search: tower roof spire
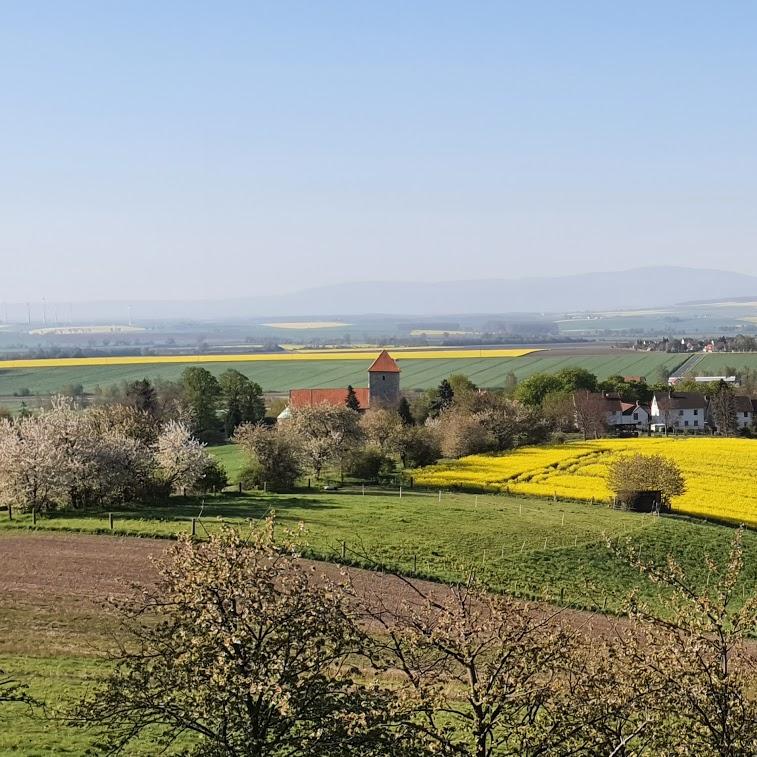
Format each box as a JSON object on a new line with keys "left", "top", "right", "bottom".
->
{"left": 368, "top": 350, "right": 400, "bottom": 373}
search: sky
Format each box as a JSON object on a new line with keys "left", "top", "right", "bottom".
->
{"left": 2, "top": 1, "right": 757, "bottom": 303}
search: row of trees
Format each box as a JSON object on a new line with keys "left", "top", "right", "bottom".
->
{"left": 0, "top": 398, "right": 224, "bottom": 512}
{"left": 51, "top": 521, "right": 757, "bottom": 756}
{"left": 91, "top": 368, "right": 265, "bottom": 442}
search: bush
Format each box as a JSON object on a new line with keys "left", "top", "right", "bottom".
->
{"left": 346, "top": 447, "right": 388, "bottom": 482}
{"left": 192, "top": 458, "right": 229, "bottom": 493}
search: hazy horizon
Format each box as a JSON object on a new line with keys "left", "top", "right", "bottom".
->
{"left": 3, "top": 2, "right": 757, "bottom": 303}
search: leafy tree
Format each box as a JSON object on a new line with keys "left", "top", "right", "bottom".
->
{"left": 234, "top": 423, "right": 302, "bottom": 491}
{"left": 607, "top": 453, "right": 686, "bottom": 507}
{"left": 448, "top": 373, "right": 477, "bottom": 398}
{"left": 361, "top": 409, "right": 403, "bottom": 455}
{"left": 396, "top": 426, "right": 441, "bottom": 468}
{"left": 344, "top": 385, "right": 361, "bottom": 412}
{"left": 218, "top": 369, "right": 265, "bottom": 437}
{"left": 180, "top": 367, "right": 221, "bottom": 440}
{"left": 397, "top": 396, "right": 414, "bottom": 426}
{"left": 429, "top": 379, "right": 454, "bottom": 417}
{"left": 73, "top": 524, "right": 415, "bottom": 756}
{"left": 124, "top": 378, "right": 158, "bottom": 416}
{"left": 709, "top": 381, "right": 737, "bottom": 436}
{"left": 515, "top": 373, "right": 562, "bottom": 407}
{"left": 290, "top": 405, "right": 363, "bottom": 479}
{"left": 554, "top": 367, "right": 598, "bottom": 393}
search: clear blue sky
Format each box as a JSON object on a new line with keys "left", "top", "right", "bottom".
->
{"left": 2, "top": 1, "right": 756, "bottom": 303}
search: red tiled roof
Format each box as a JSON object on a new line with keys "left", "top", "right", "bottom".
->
{"left": 289, "top": 387, "right": 370, "bottom": 409}
{"left": 368, "top": 350, "right": 400, "bottom": 374}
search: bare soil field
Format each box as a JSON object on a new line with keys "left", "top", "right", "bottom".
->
{"left": 0, "top": 532, "right": 637, "bottom": 656}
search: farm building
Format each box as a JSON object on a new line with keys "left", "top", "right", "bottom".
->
{"left": 281, "top": 350, "right": 401, "bottom": 417}
{"left": 585, "top": 392, "right": 650, "bottom": 432}
{"left": 650, "top": 391, "right": 707, "bottom": 432}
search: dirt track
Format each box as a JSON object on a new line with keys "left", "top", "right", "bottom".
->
{"left": 0, "top": 531, "right": 637, "bottom": 656}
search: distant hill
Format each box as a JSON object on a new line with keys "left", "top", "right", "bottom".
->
{"left": 6, "top": 266, "right": 757, "bottom": 321}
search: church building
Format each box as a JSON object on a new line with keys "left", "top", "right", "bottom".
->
{"left": 281, "top": 350, "right": 401, "bottom": 418}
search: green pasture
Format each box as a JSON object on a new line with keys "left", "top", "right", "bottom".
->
{"left": 0, "top": 656, "right": 193, "bottom": 756}
{"left": 0, "top": 351, "right": 688, "bottom": 398}
{"left": 2, "top": 489, "right": 753, "bottom": 616}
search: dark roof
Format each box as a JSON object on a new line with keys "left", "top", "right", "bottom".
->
{"left": 653, "top": 391, "right": 708, "bottom": 410}
{"left": 368, "top": 350, "right": 400, "bottom": 374}
{"left": 734, "top": 395, "right": 756, "bottom": 413}
{"left": 621, "top": 403, "right": 648, "bottom": 416}
{"left": 289, "top": 387, "right": 370, "bottom": 409}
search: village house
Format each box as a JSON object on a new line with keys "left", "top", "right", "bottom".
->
{"left": 591, "top": 392, "right": 650, "bottom": 433}
{"left": 650, "top": 390, "right": 708, "bottom": 432}
{"left": 733, "top": 395, "right": 757, "bottom": 431}
{"left": 279, "top": 350, "right": 401, "bottom": 420}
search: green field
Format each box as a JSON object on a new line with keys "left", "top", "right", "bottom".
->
{"left": 697, "top": 352, "right": 757, "bottom": 374}
{"left": 2, "top": 489, "right": 753, "bottom": 615}
{"left": 0, "top": 656, "right": 192, "bottom": 756}
{"left": 0, "top": 351, "right": 688, "bottom": 398}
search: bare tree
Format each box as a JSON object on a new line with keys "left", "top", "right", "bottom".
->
{"left": 573, "top": 391, "right": 607, "bottom": 440}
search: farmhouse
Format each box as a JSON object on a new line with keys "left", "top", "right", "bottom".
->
{"left": 650, "top": 391, "right": 707, "bottom": 432}
{"left": 733, "top": 395, "right": 757, "bottom": 431}
{"left": 281, "top": 350, "right": 401, "bottom": 417}
{"left": 591, "top": 392, "right": 650, "bottom": 432}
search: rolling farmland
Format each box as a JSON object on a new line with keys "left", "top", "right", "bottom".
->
{"left": 0, "top": 349, "right": 687, "bottom": 397}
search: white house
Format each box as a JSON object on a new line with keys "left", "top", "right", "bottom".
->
{"left": 650, "top": 391, "right": 707, "bottom": 432}
{"left": 733, "top": 396, "right": 757, "bottom": 431}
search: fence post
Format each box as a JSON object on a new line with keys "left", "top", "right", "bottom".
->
{"left": 308, "top": 478, "right": 311, "bottom": 490}
{"left": 263, "top": 481, "right": 267, "bottom": 493}
{"left": 560, "top": 587, "right": 565, "bottom": 605}
{"left": 238, "top": 481, "right": 242, "bottom": 494}
{"left": 438, "top": 490, "right": 442, "bottom": 503}
{"left": 399, "top": 486, "right": 402, "bottom": 498}
{"left": 32, "top": 508, "right": 36, "bottom": 526}
{"left": 341, "top": 541, "right": 346, "bottom": 560}
{"left": 108, "top": 513, "right": 114, "bottom": 530}
{"left": 410, "top": 476, "right": 414, "bottom": 489}
{"left": 412, "top": 554, "right": 417, "bottom": 574}
{"left": 7, "top": 504, "right": 11, "bottom": 521}
{"left": 191, "top": 518, "right": 196, "bottom": 537}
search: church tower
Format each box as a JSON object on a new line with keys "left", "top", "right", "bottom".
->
{"left": 368, "top": 350, "right": 401, "bottom": 408}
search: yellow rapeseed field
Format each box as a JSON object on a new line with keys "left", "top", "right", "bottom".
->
{"left": 0, "top": 348, "right": 537, "bottom": 370}
{"left": 414, "top": 438, "right": 757, "bottom": 527}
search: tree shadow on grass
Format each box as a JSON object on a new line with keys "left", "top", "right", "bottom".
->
{"left": 48, "top": 493, "right": 346, "bottom": 525}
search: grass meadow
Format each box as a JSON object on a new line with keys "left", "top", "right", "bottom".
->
{"left": 1, "top": 488, "right": 753, "bottom": 615}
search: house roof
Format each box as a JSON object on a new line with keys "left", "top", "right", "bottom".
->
{"left": 653, "top": 391, "right": 708, "bottom": 410}
{"left": 734, "top": 395, "right": 755, "bottom": 413}
{"left": 368, "top": 350, "right": 400, "bottom": 374}
{"left": 289, "top": 387, "right": 370, "bottom": 410}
